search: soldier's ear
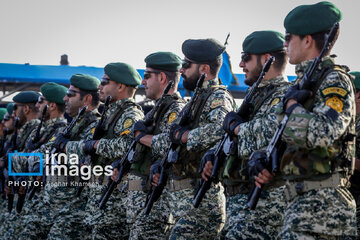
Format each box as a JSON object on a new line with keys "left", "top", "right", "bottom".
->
{"left": 199, "top": 64, "right": 210, "bottom": 75}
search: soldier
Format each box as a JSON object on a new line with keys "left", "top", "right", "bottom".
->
{"left": 126, "top": 52, "right": 186, "bottom": 239}
{"left": 349, "top": 71, "right": 360, "bottom": 236}
{"left": 0, "top": 108, "right": 7, "bottom": 155}
{"left": 67, "top": 63, "right": 144, "bottom": 239}
{"left": 20, "top": 74, "right": 101, "bottom": 240}
{"left": 201, "top": 31, "right": 290, "bottom": 239}
{"left": 254, "top": 2, "right": 357, "bottom": 238}
{"left": 151, "top": 38, "right": 236, "bottom": 239}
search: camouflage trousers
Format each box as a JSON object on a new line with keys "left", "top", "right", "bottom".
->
{"left": 83, "top": 181, "right": 129, "bottom": 240}
{"left": 167, "top": 182, "right": 226, "bottom": 240}
{"left": 218, "top": 186, "right": 286, "bottom": 240}
{"left": 279, "top": 187, "right": 357, "bottom": 239}
{"left": 18, "top": 184, "right": 90, "bottom": 240}
{"left": 127, "top": 174, "right": 174, "bottom": 240}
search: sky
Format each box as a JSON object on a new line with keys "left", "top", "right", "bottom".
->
{"left": 0, "top": 0, "right": 359, "bottom": 76}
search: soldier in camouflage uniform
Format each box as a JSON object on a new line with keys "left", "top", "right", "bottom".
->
{"left": 349, "top": 71, "right": 360, "bottom": 236}
{"left": 254, "top": 2, "right": 357, "bottom": 239}
{"left": 67, "top": 63, "right": 144, "bottom": 239}
{"left": 150, "top": 38, "right": 236, "bottom": 239}
{"left": 200, "top": 31, "right": 290, "bottom": 239}
{"left": 126, "top": 52, "right": 186, "bottom": 239}
{"left": 20, "top": 74, "right": 101, "bottom": 240}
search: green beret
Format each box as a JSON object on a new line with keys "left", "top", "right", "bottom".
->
{"left": 6, "top": 103, "right": 14, "bottom": 115}
{"left": 243, "top": 31, "right": 285, "bottom": 54}
{"left": 40, "top": 82, "right": 67, "bottom": 104}
{"left": 13, "top": 91, "right": 40, "bottom": 103}
{"left": 145, "top": 52, "right": 182, "bottom": 72}
{"left": 350, "top": 71, "right": 360, "bottom": 90}
{"left": 0, "top": 108, "right": 6, "bottom": 121}
{"left": 70, "top": 74, "right": 100, "bottom": 91}
{"left": 104, "top": 62, "right": 142, "bottom": 87}
{"left": 182, "top": 38, "right": 225, "bottom": 62}
{"left": 284, "top": 1, "right": 342, "bottom": 35}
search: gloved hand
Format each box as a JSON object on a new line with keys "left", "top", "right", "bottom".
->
{"left": 132, "top": 121, "right": 148, "bottom": 142}
{"left": 26, "top": 140, "right": 41, "bottom": 152}
{"left": 53, "top": 133, "right": 70, "bottom": 153}
{"left": 198, "top": 149, "right": 216, "bottom": 175}
{"left": 149, "top": 160, "right": 162, "bottom": 186}
{"left": 83, "top": 140, "right": 97, "bottom": 155}
{"left": 169, "top": 124, "right": 188, "bottom": 145}
{"left": 223, "top": 112, "right": 244, "bottom": 136}
{"left": 247, "top": 151, "right": 267, "bottom": 180}
{"left": 283, "top": 84, "right": 312, "bottom": 107}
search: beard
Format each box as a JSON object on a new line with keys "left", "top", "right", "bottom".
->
{"left": 182, "top": 72, "right": 201, "bottom": 91}
{"left": 244, "top": 64, "right": 262, "bottom": 87}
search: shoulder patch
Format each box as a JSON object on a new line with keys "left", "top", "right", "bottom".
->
{"left": 210, "top": 98, "right": 224, "bottom": 109}
{"left": 50, "top": 136, "right": 56, "bottom": 142}
{"left": 120, "top": 130, "right": 130, "bottom": 136}
{"left": 91, "top": 128, "right": 95, "bottom": 134}
{"left": 270, "top": 98, "right": 280, "bottom": 106}
{"left": 123, "top": 119, "right": 133, "bottom": 129}
{"left": 326, "top": 96, "right": 343, "bottom": 113}
{"left": 168, "top": 112, "right": 177, "bottom": 124}
{"left": 321, "top": 87, "right": 348, "bottom": 98}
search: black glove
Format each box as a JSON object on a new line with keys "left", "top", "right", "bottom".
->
{"left": 169, "top": 124, "right": 188, "bottom": 145}
{"left": 26, "top": 140, "right": 41, "bottom": 152}
{"left": 247, "top": 151, "right": 267, "bottom": 180}
{"left": 83, "top": 140, "right": 97, "bottom": 155}
{"left": 149, "top": 160, "right": 162, "bottom": 182}
{"left": 198, "top": 149, "right": 216, "bottom": 174}
{"left": 223, "top": 112, "right": 244, "bottom": 136}
{"left": 283, "top": 84, "right": 312, "bottom": 107}
{"left": 132, "top": 121, "right": 148, "bottom": 142}
{"left": 53, "top": 133, "right": 70, "bottom": 152}
{"left": 111, "top": 159, "right": 121, "bottom": 169}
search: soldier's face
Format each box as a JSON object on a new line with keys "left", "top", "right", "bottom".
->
{"left": 180, "top": 59, "right": 201, "bottom": 91}
{"left": 100, "top": 75, "right": 121, "bottom": 102}
{"left": 284, "top": 33, "right": 305, "bottom": 65}
{"left": 36, "top": 97, "right": 50, "bottom": 119}
{"left": 64, "top": 86, "right": 84, "bottom": 117}
{"left": 142, "top": 68, "right": 162, "bottom": 100}
{"left": 239, "top": 54, "right": 262, "bottom": 86}
{"left": 355, "top": 91, "right": 360, "bottom": 115}
{"left": 3, "top": 113, "right": 14, "bottom": 131}
{"left": 14, "top": 103, "right": 26, "bottom": 126}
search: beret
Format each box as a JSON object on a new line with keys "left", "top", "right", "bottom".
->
{"left": 40, "top": 82, "right": 67, "bottom": 104}
{"left": 0, "top": 108, "right": 6, "bottom": 121}
{"left": 13, "top": 91, "right": 41, "bottom": 103}
{"left": 350, "top": 71, "right": 360, "bottom": 90}
{"left": 182, "top": 38, "right": 225, "bottom": 62}
{"left": 243, "top": 31, "right": 285, "bottom": 54}
{"left": 284, "top": 1, "right": 342, "bottom": 35}
{"left": 6, "top": 103, "right": 14, "bottom": 115}
{"left": 145, "top": 52, "right": 182, "bottom": 72}
{"left": 104, "top": 62, "right": 141, "bottom": 86}
{"left": 70, "top": 74, "right": 100, "bottom": 91}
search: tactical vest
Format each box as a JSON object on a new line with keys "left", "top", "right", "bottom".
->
{"left": 131, "top": 94, "right": 186, "bottom": 177}
{"left": 70, "top": 111, "right": 99, "bottom": 141}
{"left": 40, "top": 121, "right": 67, "bottom": 144}
{"left": 18, "top": 121, "right": 40, "bottom": 151}
{"left": 280, "top": 64, "right": 356, "bottom": 181}
{"left": 171, "top": 86, "right": 235, "bottom": 180}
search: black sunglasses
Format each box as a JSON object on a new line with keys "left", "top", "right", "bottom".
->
{"left": 181, "top": 59, "right": 193, "bottom": 69}
{"left": 143, "top": 71, "right": 161, "bottom": 80}
{"left": 285, "top": 33, "right": 293, "bottom": 42}
{"left": 38, "top": 96, "right": 46, "bottom": 103}
{"left": 101, "top": 78, "right": 110, "bottom": 86}
{"left": 3, "top": 115, "right": 12, "bottom": 121}
{"left": 241, "top": 52, "right": 252, "bottom": 63}
{"left": 66, "top": 89, "right": 81, "bottom": 98}
{"left": 13, "top": 104, "right": 24, "bottom": 111}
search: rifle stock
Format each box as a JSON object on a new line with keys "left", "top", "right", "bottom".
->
{"left": 248, "top": 22, "right": 340, "bottom": 210}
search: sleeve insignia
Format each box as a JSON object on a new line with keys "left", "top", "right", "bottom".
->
{"left": 270, "top": 98, "right": 280, "bottom": 106}
{"left": 50, "top": 136, "right": 56, "bottom": 142}
{"left": 91, "top": 128, "right": 95, "bottom": 134}
{"left": 168, "top": 112, "right": 177, "bottom": 124}
{"left": 210, "top": 98, "right": 224, "bottom": 109}
{"left": 326, "top": 96, "right": 343, "bottom": 113}
{"left": 321, "top": 87, "right": 348, "bottom": 98}
{"left": 123, "top": 119, "right": 133, "bottom": 129}
{"left": 120, "top": 130, "right": 130, "bottom": 136}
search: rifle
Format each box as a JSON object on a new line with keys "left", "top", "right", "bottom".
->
{"left": 98, "top": 81, "right": 174, "bottom": 209}
{"left": 6, "top": 117, "right": 19, "bottom": 213}
{"left": 248, "top": 22, "right": 340, "bottom": 210}
{"left": 193, "top": 56, "right": 275, "bottom": 208}
{"left": 75, "top": 96, "right": 111, "bottom": 197}
{"left": 144, "top": 73, "right": 206, "bottom": 215}
{"left": 30, "top": 104, "right": 48, "bottom": 148}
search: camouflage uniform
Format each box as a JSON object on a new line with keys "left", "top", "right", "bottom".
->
{"left": 155, "top": 79, "right": 235, "bottom": 239}
{"left": 0, "top": 118, "right": 39, "bottom": 239}
{"left": 219, "top": 75, "right": 290, "bottom": 239}
{"left": 279, "top": 57, "right": 357, "bottom": 239}
{"left": 67, "top": 98, "right": 144, "bottom": 240}
{"left": 129, "top": 92, "right": 186, "bottom": 240}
